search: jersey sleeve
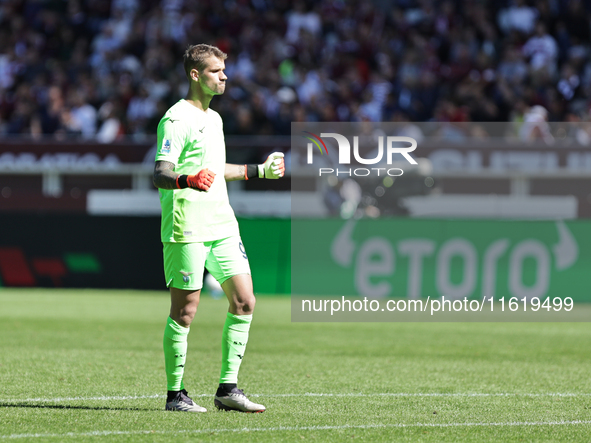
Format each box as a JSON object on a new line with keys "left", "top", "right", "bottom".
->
{"left": 155, "top": 117, "right": 188, "bottom": 165}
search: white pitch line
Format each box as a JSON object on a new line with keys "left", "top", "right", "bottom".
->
{"left": 2, "top": 420, "right": 591, "bottom": 439}
{"left": 2, "top": 392, "right": 591, "bottom": 403}
{"left": 250, "top": 393, "right": 591, "bottom": 398}
{"left": 0, "top": 394, "right": 164, "bottom": 402}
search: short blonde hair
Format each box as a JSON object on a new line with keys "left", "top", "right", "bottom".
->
{"left": 183, "top": 44, "right": 227, "bottom": 80}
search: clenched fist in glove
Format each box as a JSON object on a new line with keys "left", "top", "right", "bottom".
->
{"left": 176, "top": 168, "right": 216, "bottom": 191}
{"left": 257, "top": 152, "right": 285, "bottom": 179}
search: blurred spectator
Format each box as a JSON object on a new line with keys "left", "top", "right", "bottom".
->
{"left": 498, "top": 0, "right": 538, "bottom": 36}
{"left": 557, "top": 64, "right": 581, "bottom": 102}
{"left": 39, "top": 86, "right": 66, "bottom": 134}
{"left": 497, "top": 46, "right": 528, "bottom": 85}
{"left": 285, "top": 1, "right": 321, "bottom": 44}
{"left": 96, "top": 101, "right": 124, "bottom": 143}
{"left": 68, "top": 90, "right": 97, "bottom": 139}
{"left": 522, "top": 22, "right": 558, "bottom": 76}
{"left": 126, "top": 84, "right": 157, "bottom": 134}
{"left": 519, "top": 104, "right": 554, "bottom": 144}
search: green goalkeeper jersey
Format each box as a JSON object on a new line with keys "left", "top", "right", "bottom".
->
{"left": 155, "top": 99, "right": 239, "bottom": 243}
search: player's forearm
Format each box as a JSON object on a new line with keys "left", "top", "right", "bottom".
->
{"left": 155, "top": 161, "right": 215, "bottom": 191}
{"left": 225, "top": 157, "right": 285, "bottom": 181}
{"left": 224, "top": 163, "right": 247, "bottom": 181}
{"left": 153, "top": 161, "right": 179, "bottom": 189}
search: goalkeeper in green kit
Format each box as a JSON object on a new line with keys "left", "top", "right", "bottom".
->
{"left": 153, "top": 44, "right": 285, "bottom": 413}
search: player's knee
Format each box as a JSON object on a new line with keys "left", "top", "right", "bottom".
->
{"left": 235, "top": 294, "right": 256, "bottom": 315}
{"left": 178, "top": 304, "right": 197, "bottom": 326}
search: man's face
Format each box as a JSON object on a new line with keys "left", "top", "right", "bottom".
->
{"left": 195, "top": 55, "right": 227, "bottom": 95}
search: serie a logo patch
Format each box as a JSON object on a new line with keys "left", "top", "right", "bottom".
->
{"left": 162, "top": 139, "right": 171, "bottom": 154}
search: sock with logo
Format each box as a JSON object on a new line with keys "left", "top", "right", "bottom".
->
{"left": 163, "top": 316, "right": 189, "bottom": 392}
{"left": 219, "top": 313, "right": 252, "bottom": 384}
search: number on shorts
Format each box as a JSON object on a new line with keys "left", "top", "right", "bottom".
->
{"left": 239, "top": 242, "right": 247, "bottom": 259}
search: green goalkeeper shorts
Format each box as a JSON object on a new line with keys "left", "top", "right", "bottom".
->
{"left": 163, "top": 236, "right": 251, "bottom": 291}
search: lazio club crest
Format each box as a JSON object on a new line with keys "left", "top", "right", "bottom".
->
{"left": 180, "top": 271, "right": 193, "bottom": 283}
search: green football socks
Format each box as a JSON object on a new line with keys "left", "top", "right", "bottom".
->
{"left": 163, "top": 316, "right": 189, "bottom": 391}
{"left": 219, "top": 313, "right": 252, "bottom": 384}
{"left": 164, "top": 313, "right": 252, "bottom": 390}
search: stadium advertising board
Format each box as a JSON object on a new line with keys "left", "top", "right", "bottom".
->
{"left": 0, "top": 141, "right": 153, "bottom": 167}
{"left": 292, "top": 218, "right": 589, "bottom": 301}
{"left": 291, "top": 218, "right": 591, "bottom": 321}
{"left": 291, "top": 122, "right": 591, "bottom": 321}
{"left": 0, "top": 215, "right": 289, "bottom": 294}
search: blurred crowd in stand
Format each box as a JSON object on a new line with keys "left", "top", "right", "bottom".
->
{"left": 1, "top": 0, "right": 591, "bottom": 142}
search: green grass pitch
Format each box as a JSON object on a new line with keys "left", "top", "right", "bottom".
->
{"left": 0, "top": 289, "right": 590, "bottom": 442}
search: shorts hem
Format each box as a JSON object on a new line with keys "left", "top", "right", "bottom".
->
{"left": 167, "top": 277, "right": 203, "bottom": 291}
{"left": 217, "top": 271, "right": 251, "bottom": 286}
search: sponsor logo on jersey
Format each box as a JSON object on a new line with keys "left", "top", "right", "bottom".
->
{"left": 162, "top": 139, "right": 171, "bottom": 154}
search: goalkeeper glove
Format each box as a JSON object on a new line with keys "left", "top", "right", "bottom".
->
{"left": 177, "top": 168, "right": 216, "bottom": 191}
{"left": 257, "top": 152, "right": 285, "bottom": 179}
